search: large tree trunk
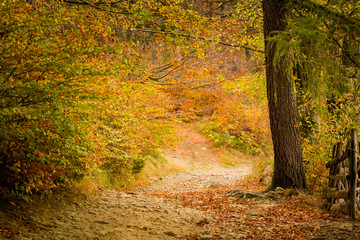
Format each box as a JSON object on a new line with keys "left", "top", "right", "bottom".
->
{"left": 262, "top": 0, "right": 307, "bottom": 189}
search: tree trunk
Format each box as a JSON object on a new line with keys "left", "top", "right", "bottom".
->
{"left": 262, "top": 0, "right": 307, "bottom": 189}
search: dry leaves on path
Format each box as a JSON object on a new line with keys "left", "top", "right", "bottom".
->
{"left": 144, "top": 179, "right": 344, "bottom": 240}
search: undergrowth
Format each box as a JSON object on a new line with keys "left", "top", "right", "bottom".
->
{"left": 194, "top": 119, "right": 272, "bottom": 156}
{"left": 73, "top": 149, "right": 185, "bottom": 194}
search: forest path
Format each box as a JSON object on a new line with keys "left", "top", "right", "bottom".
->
{"left": 1, "top": 125, "right": 359, "bottom": 240}
{"left": 0, "top": 124, "right": 254, "bottom": 240}
{"left": 137, "top": 124, "right": 253, "bottom": 193}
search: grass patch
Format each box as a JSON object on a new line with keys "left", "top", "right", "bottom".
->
{"left": 134, "top": 149, "right": 185, "bottom": 186}
{"left": 90, "top": 168, "right": 135, "bottom": 191}
{"left": 71, "top": 175, "right": 100, "bottom": 198}
{"left": 220, "top": 157, "right": 240, "bottom": 168}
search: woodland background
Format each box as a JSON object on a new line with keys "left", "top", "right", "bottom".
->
{"left": 0, "top": 0, "right": 359, "bottom": 200}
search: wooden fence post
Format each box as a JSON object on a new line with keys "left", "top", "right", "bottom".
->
{"left": 328, "top": 142, "right": 343, "bottom": 208}
{"left": 349, "top": 129, "right": 357, "bottom": 221}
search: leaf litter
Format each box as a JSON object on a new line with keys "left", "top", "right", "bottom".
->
{"left": 1, "top": 124, "right": 359, "bottom": 240}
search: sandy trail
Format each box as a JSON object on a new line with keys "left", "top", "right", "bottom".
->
{"left": 1, "top": 125, "right": 253, "bottom": 240}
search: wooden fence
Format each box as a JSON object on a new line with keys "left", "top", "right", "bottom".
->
{"left": 325, "top": 129, "right": 359, "bottom": 220}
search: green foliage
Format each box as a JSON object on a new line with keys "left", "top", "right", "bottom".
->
{"left": 267, "top": 0, "right": 360, "bottom": 193}
{"left": 272, "top": 1, "right": 360, "bottom": 101}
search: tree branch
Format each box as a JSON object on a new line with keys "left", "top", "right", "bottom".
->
{"left": 325, "top": 150, "right": 349, "bottom": 168}
{"left": 149, "top": 60, "right": 185, "bottom": 81}
{"left": 331, "top": 37, "right": 360, "bottom": 70}
{"left": 291, "top": 0, "right": 360, "bottom": 31}
{"left": 133, "top": 28, "right": 264, "bottom": 53}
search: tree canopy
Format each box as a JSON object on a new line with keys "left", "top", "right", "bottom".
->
{"left": 1, "top": 0, "right": 359, "bottom": 199}
{"left": 0, "top": 0, "right": 266, "bottom": 198}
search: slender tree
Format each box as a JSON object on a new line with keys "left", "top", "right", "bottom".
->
{"left": 262, "top": 0, "right": 307, "bottom": 189}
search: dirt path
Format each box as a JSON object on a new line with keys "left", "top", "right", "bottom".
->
{"left": 1, "top": 125, "right": 359, "bottom": 240}
{"left": 0, "top": 125, "right": 252, "bottom": 240}
{"left": 138, "top": 125, "right": 253, "bottom": 193}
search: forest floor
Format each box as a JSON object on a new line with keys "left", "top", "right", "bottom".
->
{"left": 1, "top": 125, "right": 360, "bottom": 240}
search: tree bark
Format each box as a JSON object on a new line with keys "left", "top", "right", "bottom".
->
{"left": 262, "top": 0, "right": 307, "bottom": 189}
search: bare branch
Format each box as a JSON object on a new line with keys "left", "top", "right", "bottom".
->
{"left": 332, "top": 37, "right": 360, "bottom": 70}
{"left": 133, "top": 28, "right": 264, "bottom": 54}
{"left": 149, "top": 60, "right": 185, "bottom": 81}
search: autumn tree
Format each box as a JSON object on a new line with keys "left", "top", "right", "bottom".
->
{"left": 0, "top": 0, "right": 111, "bottom": 197}
{"left": 262, "top": 0, "right": 307, "bottom": 190}
{"left": 0, "top": 0, "right": 181, "bottom": 198}
{"left": 270, "top": 0, "right": 360, "bottom": 192}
